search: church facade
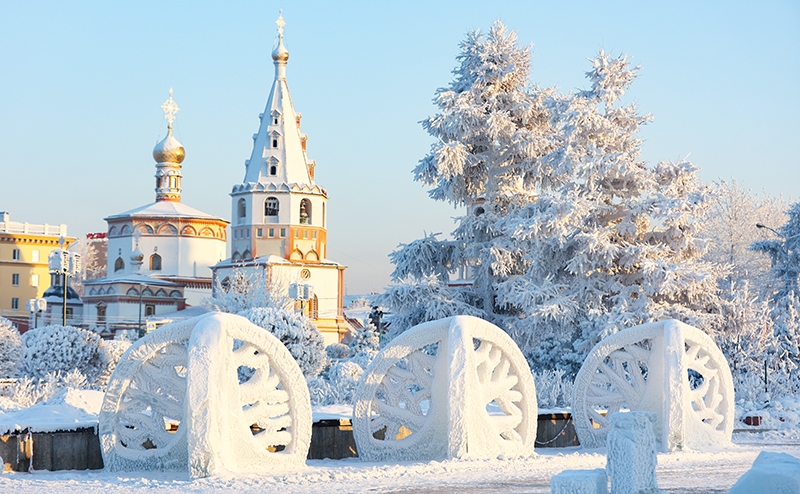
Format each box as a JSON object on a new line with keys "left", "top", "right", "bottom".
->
{"left": 212, "top": 16, "right": 348, "bottom": 345}
{"left": 82, "top": 92, "right": 229, "bottom": 334}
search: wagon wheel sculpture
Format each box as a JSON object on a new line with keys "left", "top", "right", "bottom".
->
{"left": 353, "top": 316, "right": 537, "bottom": 461}
{"left": 186, "top": 314, "right": 311, "bottom": 476}
{"left": 100, "top": 319, "right": 196, "bottom": 472}
{"left": 100, "top": 313, "right": 311, "bottom": 476}
{"left": 571, "top": 319, "right": 734, "bottom": 451}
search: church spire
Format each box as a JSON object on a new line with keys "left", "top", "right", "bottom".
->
{"left": 153, "top": 88, "right": 186, "bottom": 202}
{"left": 272, "top": 11, "right": 289, "bottom": 80}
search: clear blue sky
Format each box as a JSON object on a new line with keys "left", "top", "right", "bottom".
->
{"left": 1, "top": 1, "right": 798, "bottom": 294}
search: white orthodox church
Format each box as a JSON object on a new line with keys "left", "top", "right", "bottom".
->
{"left": 211, "top": 15, "right": 348, "bottom": 345}
{"left": 82, "top": 93, "right": 229, "bottom": 333}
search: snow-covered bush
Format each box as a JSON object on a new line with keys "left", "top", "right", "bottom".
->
{"left": 326, "top": 343, "right": 350, "bottom": 360}
{"left": 307, "top": 360, "right": 364, "bottom": 406}
{"left": 349, "top": 323, "right": 380, "bottom": 357}
{"left": 204, "top": 267, "right": 290, "bottom": 313}
{"left": 238, "top": 307, "right": 326, "bottom": 378}
{"left": 7, "top": 369, "right": 90, "bottom": 408}
{"left": 20, "top": 325, "right": 107, "bottom": 382}
{"left": 534, "top": 369, "right": 573, "bottom": 409}
{"left": 0, "top": 316, "right": 24, "bottom": 378}
{"left": 94, "top": 339, "right": 132, "bottom": 390}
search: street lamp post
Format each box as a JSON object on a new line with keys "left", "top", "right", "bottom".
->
{"left": 48, "top": 237, "right": 81, "bottom": 326}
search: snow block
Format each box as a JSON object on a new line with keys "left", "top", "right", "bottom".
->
{"left": 100, "top": 313, "right": 311, "bottom": 476}
{"left": 353, "top": 315, "right": 537, "bottom": 461}
{"left": 606, "top": 412, "right": 660, "bottom": 494}
{"left": 572, "top": 319, "right": 734, "bottom": 452}
{"left": 729, "top": 451, "right": 800, "bottom": 494}
{"left": 551, "top": 468, "right": 608, "bottom": 494}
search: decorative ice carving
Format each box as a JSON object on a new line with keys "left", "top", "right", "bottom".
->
{"left": 572, "top": 319, "right": 734, "bottom": 451}
{"left": 606, "top": 412, "right": 660, "bottom": 494}
{"left": 551, "top": 468, "right": 608, "bottom": 494}
{"left": 100, "top": 318, "right": 195, "bottom": 472}
{"left": 353, "top": 315, "right": 537, "bottom": 461}
{"left": 99, "top": 313, "right": 311, "bottom": 476}
{"left": 187, "top": 313, "right": 311, "bottom": 477}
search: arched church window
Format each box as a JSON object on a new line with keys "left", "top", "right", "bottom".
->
{"left": 242, "top": 249, "right": 252, "bottom": 260}
{"left": 265, "top": 197, "right": 279, "bottom": 216}
{"left": 475, "top": 206, "right": 485, "bottom": 216}
{"left": 114, "top": 257, "right": 125, "bottom": 272}
{"left": 272, "top": 138, "right": 278, "bottom": 148}
{"left": 150, "top": 254, "right": 162, "bottom": 271}
{"left": 238, "top": 198, "right": 246, "bottom": 223}
{"left": 270, "top": 165, "right": 277, "bottom": 176}
{"left": 299, "top": 199, "right": 311, "bottom": 224}
{"left": 308, "top": 295, "right": 319, "bottom": 320}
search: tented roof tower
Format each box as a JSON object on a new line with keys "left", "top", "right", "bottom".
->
{"left": 229, "top": 12, "right": 328, "bottom": 263}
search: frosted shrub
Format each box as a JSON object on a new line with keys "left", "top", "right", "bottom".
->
{"left": 7, "top": 369, "right": 90, "bottom": 408}
{"left": 326, "top": 343, "right": 350, "bottom": 360}
{"left": 21, "top": 325, "right": 107, "bottom": 382}
{"left": 238, "top": 307, "right": 327, "bottom": 378}
{"left": 308, "top": 360, "right": 364, "bottom": 406}
{"left": 0, "top": 316, "right": 24, "bottom": 378}
{"left": 535, "top": 369, "right": 574, "bottom": 409}
{"left": 94, "top": 339, "right": 132, "bottom": 390}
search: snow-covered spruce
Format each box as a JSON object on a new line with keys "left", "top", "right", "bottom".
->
{"left": 94, "top": 339, "right": 132, "bottom": 390}
{"left": 20, "top": 324, "right": 107, "bottom": 382}
{"left": 385, "top": 22, "right": 723, "bottom": 374}
{"left": 0, "top": 316, "right": 24, "bottom": 378}
{"left": 348, "top": 323, "right": 380, "bottom": 358}
{"left": 238, "top": 307, "right": 326, "bottom": 378}
{"left": 326, "top": 343, "right": 350, "bottom": 360}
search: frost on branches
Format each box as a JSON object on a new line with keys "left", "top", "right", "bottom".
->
{"left": 238, "top": 307, "right": 326, "bottom": 379}
{"left": 385, "top": 22, "right": 722, "bottom": 374}
{"left": 204, "top": 267, "right": 290, "bottom": 314}
{"left": 20, "top": 324, "right": 108, "bottom": 383}
{"left": 0, "top": 316, "right": 24, "bottom": 378}
{"left": 751, "top": 201, "right": 800, "bottom": 385}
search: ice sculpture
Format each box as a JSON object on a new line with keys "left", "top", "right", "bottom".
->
{"left": 606, "top": 412, "right": 660, "bottom": 494}
{"left": 572, "top": 319, "right": 734, "bottom": 451}
{"left": 353, "top": 315, "right": 537, "bottom": 461}
{"left": 99, "top": 313, "right": 311, "bottom": 476}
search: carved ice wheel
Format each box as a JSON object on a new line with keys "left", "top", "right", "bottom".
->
{"left": 353, "top": 315, "right": 537, "bottom": 461}
{"left": 571, "top": 319, "right": 734, "bottom": 451}
{"left": 100, "top": 318, "right": 196, "bottom": 471}
{"left": 186, "top": 313, "right": 311, "bottom": 476}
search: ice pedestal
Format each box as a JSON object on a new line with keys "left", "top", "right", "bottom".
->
{"left": 572, "top": 319, "right": 734, "bottom": 451}
{"left": 551, "top": 468, "right": 608, "bottom": 494}
{"left": 606, "top": 412, "right": 660, "bottom": 494}
{"left": 99, "top": 313, "right": 311, "bottom": 477}
{"left": 353, "top": 315, "right": 537, "bottom": 461}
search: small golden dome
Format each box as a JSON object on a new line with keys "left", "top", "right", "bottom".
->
{"left": 130, "top": 247, "right": 144, "bottom": 262}
{"left": 272, "top": 36, "right": 289, "bottom": 62}
{"left": 153, "top": 127, "right": 186, "bottom": 164}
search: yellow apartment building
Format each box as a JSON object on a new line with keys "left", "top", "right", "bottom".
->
{"left": 0, "top": 212, "right": 75, "bottom": 324}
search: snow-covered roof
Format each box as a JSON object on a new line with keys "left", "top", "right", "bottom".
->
{"left": 105, "top": 201, "right": 226, "bottom": 222}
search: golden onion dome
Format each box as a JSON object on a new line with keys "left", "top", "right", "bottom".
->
{"left": 272, "top": 35, "right": 289, "bottom": 62}
{"left": 130, "top": 247, "right": 144, "bottom": 262}
{"left": 153, "top": 126, "right": 186, "bottom": 164}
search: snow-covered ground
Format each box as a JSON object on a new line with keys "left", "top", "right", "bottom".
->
{"left": 0, "top": 432, "right": 797, "bottom": 493}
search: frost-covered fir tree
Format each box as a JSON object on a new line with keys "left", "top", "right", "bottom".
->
{"left": 386, "top": 23, "right": 723, "bottom": 373}
{"left": 349, "top": 322, "right": 381, "bottom": 357}
{"left": 751, "top": 201, "right": 800, "bottom": 383}
{"left": 0, "top": 317, "right": 24, "bottom": 378}
{"left": 238, "top": 307, "right": 326, "bottom": 378}
{"left": 497, "top": 50, "right": 722, "bottom": 365}
{"left": 382, "top": 22, "right": 555, "bottom": 335}
{"left": 20, "top": 325, "right": 107, "bottom": 382}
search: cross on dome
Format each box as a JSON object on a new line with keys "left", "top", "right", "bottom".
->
{"left": 161, "top": 88, "right": 180, "bottom": 127}
{"left": 276, "top": 11, "right": 285, "bottom": 37}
